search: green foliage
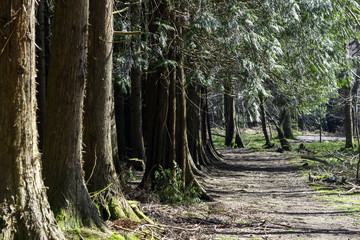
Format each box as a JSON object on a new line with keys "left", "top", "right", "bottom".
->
{"left": 154, "top": 163, "right": 201, "bottom": 205}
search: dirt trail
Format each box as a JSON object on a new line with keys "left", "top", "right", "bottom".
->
{"left": 141, "top": 148, "right": 360, "bottom": 239}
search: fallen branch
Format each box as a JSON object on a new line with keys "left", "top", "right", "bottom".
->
{"left": 300, "top": 155, "right": 331, "bottom": 165}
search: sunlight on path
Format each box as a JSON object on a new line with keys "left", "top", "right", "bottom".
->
{"left": 203, "top": 148, "right": 360, "bottom": 240}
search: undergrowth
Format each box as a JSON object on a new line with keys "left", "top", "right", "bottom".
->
{"left": 154, "top": 163, "right": 201, "bottom": 205}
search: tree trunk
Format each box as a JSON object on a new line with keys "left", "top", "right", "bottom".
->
{"left": 140, "top": 0, "right": 209, "bottom": 200}
{"left": 266, "top": 112, "right": 292, "bottom": 151}
{"left": 129, "top": 2, "right": 146, "bottom": 163}
{"left": 187, "top": 81, "right": 210, "bottom": 168}
{"left": 342, "top": 86, "right": 354, "bottom": 148}
{"left": 83, "top": 0, "right": 140, "bottom": 221}
{"left": 187, "top": 82, "right": 223, "bottom": 169}
{"left": 114, "top": 85, "right": 128, "bottom": 172}
{"left": 42, "top": 0, "right": 105, "bottom": 229}
{"left": 0, "top": 0, "right": 64, "bottom": 238}
{"left": 224, "top": 81, "right": 235, "bottom": 146}
{"left": 281, "top": 108, "right": 295, "bottom": 139}
{"left": 259, "top": 93, "right": 271, "bottom": 146}
{"left": 35, "top": 0, "right": 50, "bottom": 150}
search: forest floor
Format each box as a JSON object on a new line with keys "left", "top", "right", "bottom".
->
{"left": 135, "top": 147, "right": 360, "bottom": 240}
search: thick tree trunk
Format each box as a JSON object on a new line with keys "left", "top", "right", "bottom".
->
{"left": 35, "top": 0, "right": 49, "bottom": 150}
{"left": 0, "top": 1, "right": 64, "bottom": 238}
{"left": 83, "top": 0, "right": 140, "bottom": 221}
{"left": 42, "top": 0, "right": 105, "bottom": 229}
{"left": 224, "top": 82, "right": 235, "bottom": 146}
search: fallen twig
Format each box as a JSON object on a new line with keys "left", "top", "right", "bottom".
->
{"left": 300, "top": 155, "right": 331, "bottom": 165}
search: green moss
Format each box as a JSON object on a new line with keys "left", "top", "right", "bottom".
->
{"left": 64, "top": 228, "right": 141, "bottom": 240}
{"left": 108, "top": 199, "right": 126, "bottom": 220}
{"left": 54, "top": 208, "right": 68, "bottom": 229}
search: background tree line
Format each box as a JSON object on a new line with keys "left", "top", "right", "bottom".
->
{"left": 0, "top": 0, "right": 359, "bottom": 238}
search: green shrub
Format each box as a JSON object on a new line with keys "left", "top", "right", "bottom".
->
{"left": 154, "top": 163, "right": 201, "bottom": 205}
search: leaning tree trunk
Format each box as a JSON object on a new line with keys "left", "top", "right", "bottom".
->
{"left": 0, "top": 0, "right": 64, "bottom": 238}
{"left": 224, "top": 81, "right": 235, "bottom": 147}
{"left": 42, "top": 0, "right": 105, "bottom": 229}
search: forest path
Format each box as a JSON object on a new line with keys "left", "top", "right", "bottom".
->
{"left": 201, "top": 148, "right": 360, "bottom": 239}
{"left": 141, "top": 148, "right": 360, "bottom": 239}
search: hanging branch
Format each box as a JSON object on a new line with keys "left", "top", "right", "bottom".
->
{"left": 346, "top": 6, "right": 360, "bottom": 29}
{"left": 345, "top": 6, "right": 360, "bottom": 181}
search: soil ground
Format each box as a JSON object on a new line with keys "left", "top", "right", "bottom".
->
{"left": 137, "top": 148, "right": 360, "bottom": 239}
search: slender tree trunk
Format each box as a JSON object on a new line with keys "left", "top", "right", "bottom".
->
{"left": 266, "top": 112, "right": 292, "bottom": 151}
{"left": 259, "top": 93, "right": 271, "bottom": 146}
{"left": 224, "top": 81, "right": 235, "bottom": 146}
{"left": 187, "top": 81, "right": 209, "bottom": 167}
{"left": 114, "top": 85, "right": 128, "bottom": 172}
{"left": 342, "top": 86, "right": 354, "bottom": 148}
{"left": 140, "top": 0, "right": 209, "bottom": 199}
{"left": 42, "top": 0, "right": 105, "bottom": 229}
{"left": 0, "top": 0, "right": 64, "bottom": 238}
{"left": 175, "top": 18, "right": 209, "bottom": 198}
{"left": 129, "top": 3, "right": 146, "bottom": 162}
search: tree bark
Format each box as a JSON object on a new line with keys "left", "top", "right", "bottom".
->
{"left": 35, "top": 0, "right": 50, "bottom": 150}
{"left": 266, "top": 112, "right": 292, "bottom": 151}
{"left": 281, "top": 108, "right": 295, "bottom": 139}
{"left": 224, "top": 81, "right": 235, "bottom": 146}
{"left": 42, "top": 0, "right": 105, "bottom": 229}
{"left": 259, "top": 93, "right": 271, "bottom": 146}
{"left": 83, "top": 0, "right": 139, "bottom": 221}
{"left": 129, "top": 2, "right": 146, "bottom": 163}
{"left": 140, "top": 0, "right": 210, "bottom": 200}
{"left": 0, "top": 0, "right": 64, "bottom": 238}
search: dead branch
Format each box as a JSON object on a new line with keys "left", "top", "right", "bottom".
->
{"left": 300, "top": 155, "right": 331, "bottom": 165}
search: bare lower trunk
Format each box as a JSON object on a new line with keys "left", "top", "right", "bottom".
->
{"left": 35, "top": 0, "right": 49, "bottom": 149}
{"left": 83, "top": 0, "right": 138, "bottom": 221}
{"left": 42, "top": 0, "right": 105, "bottom": 229}
{"left": 0, "top": 1, "right": 64, "bottom": 238}
{"left": 281, "top": 108, "right": 295, "bottom": 139}
{"left": 343, "top": 86, "right": 354, "bottom": 148}
{"left": 259, "top": 93, "right": 271, "bottom": 146}
{"left": 224, "top": 82, "right": 235, "bottom": 146}
{"left": 129, "top": 2, "right": 146, "bottom": 162}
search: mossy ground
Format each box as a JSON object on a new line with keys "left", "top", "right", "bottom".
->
{"left": 64, "top": 228, "right": 140, "bottom": 240}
